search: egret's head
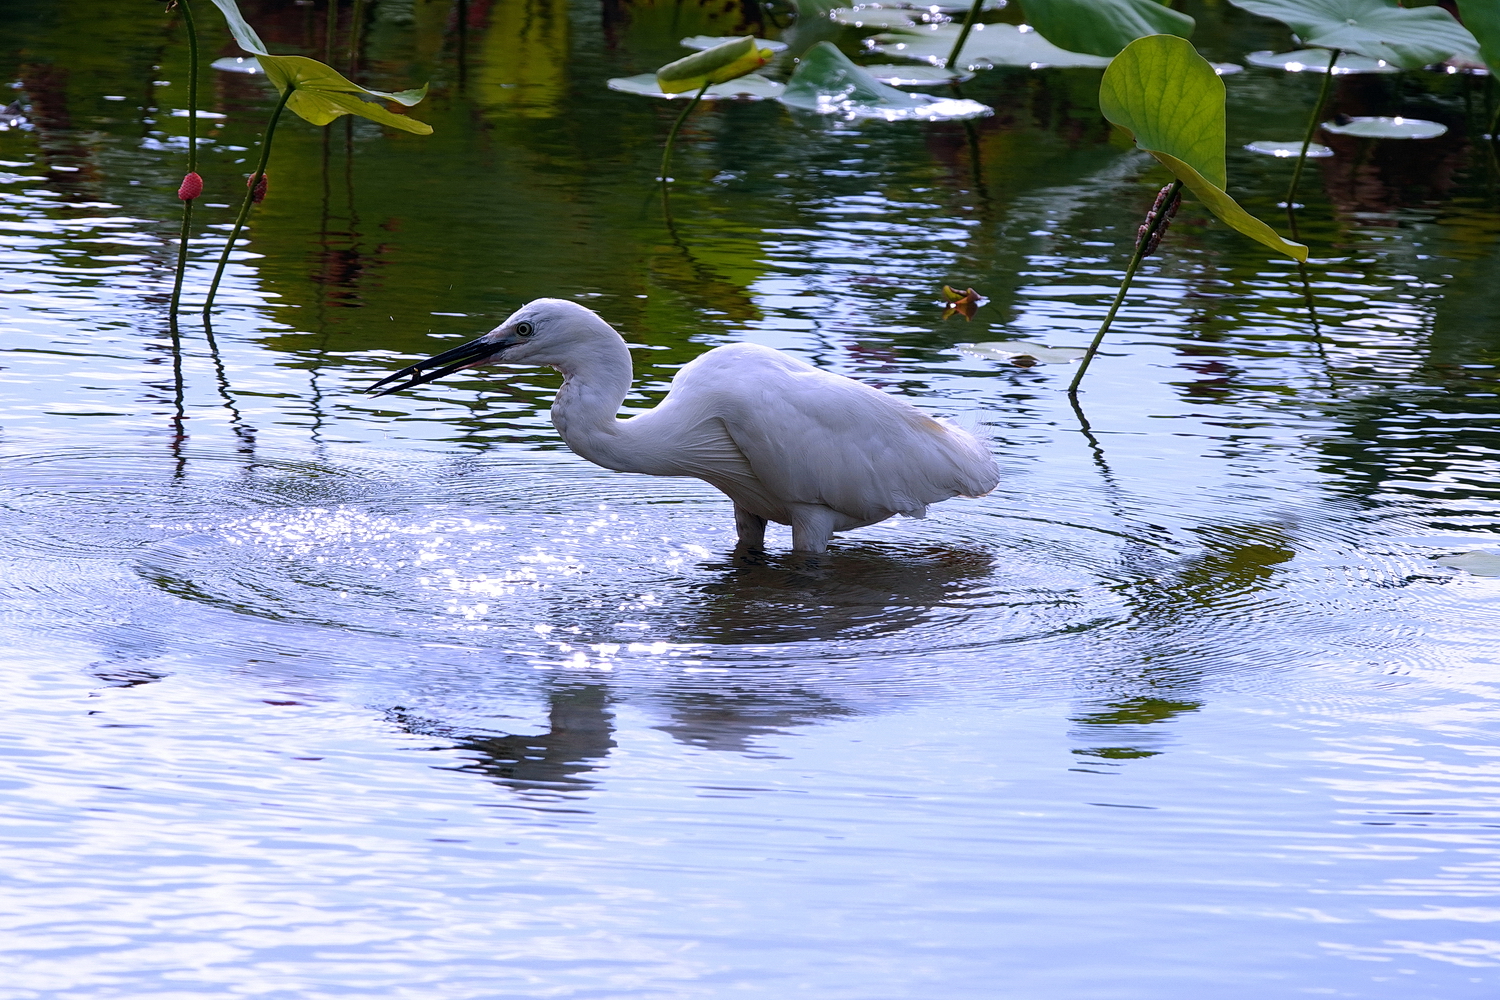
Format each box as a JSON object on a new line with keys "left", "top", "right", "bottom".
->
{"left": 366, "top": 298, "right": 622, "bottom": 397}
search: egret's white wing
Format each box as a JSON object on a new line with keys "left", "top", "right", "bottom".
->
{"left": 672, "top": 344, "right": 998, "bottom": 524}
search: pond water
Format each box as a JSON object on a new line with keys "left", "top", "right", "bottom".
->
{"left": 2, "top": 1, "right": 1499, "bottom": 997}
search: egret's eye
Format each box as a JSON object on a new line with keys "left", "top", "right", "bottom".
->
{"left": 515, "top": 321, "right": 535, "bottom": 338}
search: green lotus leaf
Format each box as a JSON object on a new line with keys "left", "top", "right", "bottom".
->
{"left": 780, "top": 42, "right": 991, "bottom": 120}
{"left": 657, "top": 36, "right": 774, "bottom": 94}
{"left": 871, "top": 22, "right": 1111, "bottom": 70}
{"left": 205, "top": 0, "right": 432, "bottom": 133}
{"left": 1021, "top": 0, "right": 1194, "bottom": 58}
{"left": 1229, "top": 0, "right": 1477, "bottom": 69}
{"left": 1455, "top": 1, "right": 1500, "bottom": 74}
{"left": 1100, "top": 34, "right": 1307, "bottom": 261}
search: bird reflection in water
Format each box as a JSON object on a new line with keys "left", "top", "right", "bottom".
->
{"left": 395, "top": 686, "right": 616, "bottom": 800}
{"left": 690, "top": 542, "right": 996, "bottom": 645}
{"left": 392, "top": 680, "right": 857, "bottom": 799}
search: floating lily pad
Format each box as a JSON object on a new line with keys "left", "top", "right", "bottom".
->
{"left": 921, "top": 0, "right": 1007, "bottom": 14}
{"left": 1435, "top": 550, "right": 1500, "bottom": 577}
{"left": 781, "top": 42, "right": 991, "bottom": 120}
{"left": 959, "top": 341, "right": 1087, "bottom": 364}
{"left": 1244, "top": 139, "right": 1335, "bottom": 157}
{"left": 864, "top": 63, "right": 974, "bottom": 86}
{"left": 1321, "top": 115, "right": 1447, "bottom": 139}
{"left": 831, "top": 7, "right": 922, "bottom": 29}
{"left": 680, "top": 35, "right": 788, "bottom": 53}
{"left": 607, "top": 73, "right": 786, "bottom": 100}
{"left": 1212, "top": 62, "right": 1244, "bottom": 75}
{"left": 1434, "top": 61, "right": 1490, "bottom": 76}
{"left": 871, "top": 22, "right": 1111, "bottom": 70}
{"left": 211, "top": 56, "right": 263, "bottom": 74}
{"left": 1244, "top": 48, "right": 1398, "bottom": 74}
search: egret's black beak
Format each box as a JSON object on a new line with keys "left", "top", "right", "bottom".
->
{"left": 366, "top": 336, "right": 506, "bottom": 397}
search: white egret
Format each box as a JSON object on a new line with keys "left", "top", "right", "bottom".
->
{"left": 368, "top": 299, "right": 999, "bottom": 554}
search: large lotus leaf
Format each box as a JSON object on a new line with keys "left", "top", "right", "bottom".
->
{"left": 1455, "top": 1, "right": 1500, "bottom": 73}
{"left": 871, "top": 23, "right": 1111, "bottom": 70}
{"left": 1100, "top": 35, "right": 1306, "bottom": 261}
{"left": 1229, "top": 0, "right": 1477, "bottom": 69}
{"left": 781, "top": 42, "right": 991, "bottom": 120}
{"left": 205, "top": 0, "right": 431, "bottom": 132}
{"left": 1021, "top": 0, "right": 1194, "bottom": 58}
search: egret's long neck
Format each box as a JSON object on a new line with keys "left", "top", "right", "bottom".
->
{"left": 548, "top": 336, "right": 645, "bottom": 473}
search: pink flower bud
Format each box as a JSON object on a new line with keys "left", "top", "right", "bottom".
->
{"left": 247, "top": 171, "right": 268, "bottom": 204}
{"left": 177, "top": 171, "right": 203, "bottom": 201}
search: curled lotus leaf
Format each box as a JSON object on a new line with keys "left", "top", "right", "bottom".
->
{"left": 205, "top": 0, "right": 431, "bottom": 134}
{"left": 657, "top": 36, "right": 775, "bottom": 94}
{"left": 680, "top": 35, "right": 788, "bottom": 53}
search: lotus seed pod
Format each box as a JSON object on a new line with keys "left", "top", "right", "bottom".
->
{"left": 247, "top": 172, "right": 268, "bottom": 204}
{"left": 1138, "top": 184, "right": 1181, "bottom": 258}
{"left": 177, "top": 171, "right": 203, "bottom": 201}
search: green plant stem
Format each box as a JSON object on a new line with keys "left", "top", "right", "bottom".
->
{"left": 659, "top": 81, "right": 710, "bottom": 184}
{"left": 1489, "top": 100, "right": 1500, "bottom": 142}
{"left": 202, "top": 86, "right": 294, "bottom": 319}
{"left": 349, "top": 0, "right": 365, "bottom": 73}
{"left": 169, "top": 0, "right": 199, "bottom": 324}
{"left": 326, "top": 0, "right": 337, "bottom": 64}
{"left": 1067, "top": 179, "right": 1182, "bottom": 396}
{"left": 945, "top": 0, "right": 986, "bottom": 71}
{"left": 1285, "top": 47, "right": 1339, "bottom": 238}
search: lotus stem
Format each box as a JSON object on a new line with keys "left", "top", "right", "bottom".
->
{"left": 202, "top": 85, "right": 294, "bottom": 319}
{"left": 1489, "top": 100, "right": 1500, "bottom": 143}
{"left": 1068, "top": 179, "right": 1182, "bottom": 396}
{"left": 350, "top": 0, "right": 366, "bottom": 73}
{"left": 325, "top": 0, "right": 338, "bottom": 65}
{"left": 169, "top": 0, "right": 199, "bottom": 324}
{"left": 1285, "top": 47, "right": 1339, "bottom": 238}
{"left": 659, "top": 81, "right": 710, "bottom": 184}
{"left": 945, "top": 0, "right": 986, "bottom": 72}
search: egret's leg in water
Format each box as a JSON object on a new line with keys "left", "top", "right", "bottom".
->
{"left": 788, "top": 503, "right": 838, "bottom": 556}
{"left": 733, "top": 506, "right": 767, "bottom": 550}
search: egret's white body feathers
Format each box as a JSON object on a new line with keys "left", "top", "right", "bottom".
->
{"left": 371, "top": 298, "right": 1000, "bottom": 554}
